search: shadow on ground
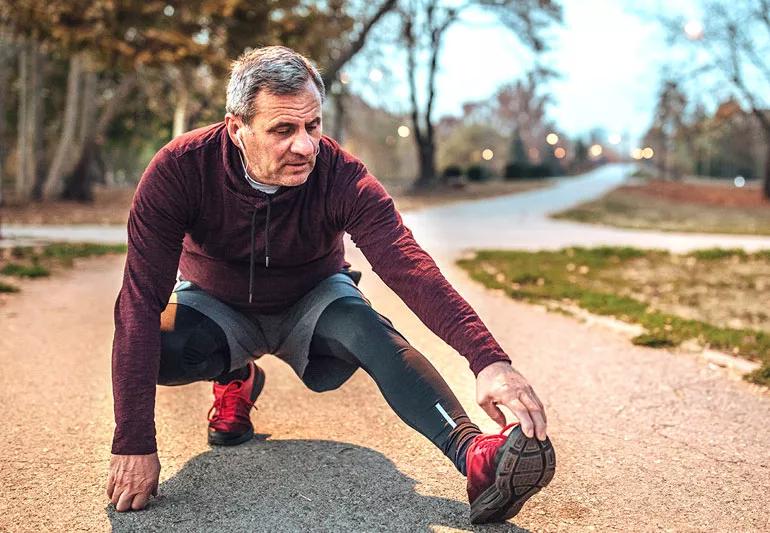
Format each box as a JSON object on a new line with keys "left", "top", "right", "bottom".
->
{"left": 107, "top": 437, "right": 531, "bottom": 532}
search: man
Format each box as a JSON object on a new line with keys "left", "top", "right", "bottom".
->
{"left": 106, "top": 46, "right": 555, "bottom": 525}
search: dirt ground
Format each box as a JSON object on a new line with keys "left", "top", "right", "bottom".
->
{"left": 0, "top": 179, "right": 547, "bottom": 226}
{"left": 553, "top": 177, "right": 770, "bottom": 236}
{"left": 620, "top": 178, "right": 769, "bottom": 208}
{"left": 608, "top": 253, "right": 770, "bottom": 333}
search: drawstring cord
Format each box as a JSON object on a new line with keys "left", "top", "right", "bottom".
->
{"left": 265, "top": 195, "right": 271, "bottom": 268}
{"left": 248, "top": 205, "right": 258, "bottom": 304}
{"left": 248, "top": 194, "right": 272, "bottom": 304}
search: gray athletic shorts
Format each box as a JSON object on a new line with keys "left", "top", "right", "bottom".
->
{"left": 169, "top": 272, "right": 367, "bottom": 379}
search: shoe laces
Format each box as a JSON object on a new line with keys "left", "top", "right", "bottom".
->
{"left": 469, "top": 422, "right": 521, "bottom": 458}
{"left": 207, "top": 381, "right": 254, "bottom": 429}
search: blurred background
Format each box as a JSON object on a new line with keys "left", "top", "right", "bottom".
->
{"left": 0, "top": 0, "right": 768, "bottom": 218}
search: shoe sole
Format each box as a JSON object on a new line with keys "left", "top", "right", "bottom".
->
{"left": 207, "top": 364, "right": 266, "bottom": 447}
{"left": 469, "top": 426, "right": 556, "bottom": 524}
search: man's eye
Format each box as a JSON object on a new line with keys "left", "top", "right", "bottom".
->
{"left": 275, "top": 129, "right": 291, "bottom": 135}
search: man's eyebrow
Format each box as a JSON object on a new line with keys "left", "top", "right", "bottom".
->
{"left": 268, "top": 117, "right": 321, "bottom": 130}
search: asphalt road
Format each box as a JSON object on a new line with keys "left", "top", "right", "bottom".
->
{"left": 1, "top": 241, "right": 769, "bottom": 532}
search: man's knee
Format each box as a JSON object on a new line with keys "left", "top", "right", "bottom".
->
{"left": 158, "top": 304, "right": 230, "bottom": 385}
{"left": 317, "top": 297, "right": 390, "bottom": 338}
{"left": 314, "top": 296, "right": 406, "bottom": 362}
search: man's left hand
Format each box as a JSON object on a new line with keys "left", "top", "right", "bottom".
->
{"left": 476, "top": 361, "right": 548, "bottom": 441}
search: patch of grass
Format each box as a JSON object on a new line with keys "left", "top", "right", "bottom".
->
{"left": 0, "top": 242, "right": 127, "bottom": 291}
{"left": 0, "top": 262, "right": 50, "bottom": 278}
{"left": 458, "top": 247, "right": 770, "bottom": 387}
{"left": 689, "top": 248, "right": 748, "bottom": 261}
{"left": 0, "top": 280, "right": 19, "bottom": 293}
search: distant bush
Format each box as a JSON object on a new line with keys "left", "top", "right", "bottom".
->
{"left": 466, "top": 164, "right": 491, "bottom": 182}
{"left": 504, "top": 162, "right": 558, "bottom": 180}
{"left": 529, "top": 164, "right": 554, "bottom": 178}
{"left": 442, "top": 165, "right": 463, "bottom": 179}
{"left": 504, "top": 162, "right": 528, "bottom": 179}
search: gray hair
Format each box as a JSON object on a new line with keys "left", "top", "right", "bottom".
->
{"left": 226, "top": 46, "right": 325, "bottom": 124}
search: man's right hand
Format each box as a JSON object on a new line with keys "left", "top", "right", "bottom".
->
{"left": 107, "top": 452, "right": 161, "bottom": 512}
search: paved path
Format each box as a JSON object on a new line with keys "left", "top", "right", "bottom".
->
{"left": 2, "top": 246, "right": 769, "bottom": 532}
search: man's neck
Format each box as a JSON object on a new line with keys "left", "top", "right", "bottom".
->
{"left": 237, "top": 148, "right": 280, "bottom": 194}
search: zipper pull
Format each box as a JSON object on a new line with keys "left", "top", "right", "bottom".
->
{"left": 265, "top": 256, "right": 270, "bottom": 268}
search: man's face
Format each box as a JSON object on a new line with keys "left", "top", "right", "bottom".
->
{"left": 235, "top": 80, "right": 323, "bottom": 187}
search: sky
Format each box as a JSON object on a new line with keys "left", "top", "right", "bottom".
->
{"left": 350, "top": 0, "right": 711, "bottom": 148}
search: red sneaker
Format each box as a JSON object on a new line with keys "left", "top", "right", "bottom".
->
{"left": 207, "top": 362, "right": 266, "bottom": 446}
{"left": 466, "top": 422, "right": 556, "bottom": 524}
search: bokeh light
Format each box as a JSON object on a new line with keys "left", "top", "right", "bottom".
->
{"left": 397, "top": 125, "right": 410, "bottom": 138}
{"left": 482, "top": 149, "right": 494, "bottom": 161}
{"left": 631, "top": 148, "right": 643, "bottom": 160}
{"left": 554, "top": 147, "right": 566, "bottom": 159}
{"left": 642, "top": 147, "right": 654, "bottom": 159}
{"left": 546, "top": 133, "right": 559, "bottom": 145}
{"left": 589, "top": 144, "right": 603, "bottom": 157}
{"left": 684, "top": 20, "right": 704, "bottom": 40}
{"left": 734, "top": 175, "right": 746, "bottom": 188}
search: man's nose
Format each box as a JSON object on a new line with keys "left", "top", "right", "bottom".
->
{"left": 291, "top": 131, "right": 315, "bottom": 157}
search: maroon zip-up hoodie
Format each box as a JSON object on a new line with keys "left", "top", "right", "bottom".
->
{"left": 111, "top": 122, "right": 510, "bottom": 455}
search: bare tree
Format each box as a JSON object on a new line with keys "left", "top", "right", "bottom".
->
{"left": 662, "top": 0, "right": 770, "bottom": 197}
{"left": 399, "top": 0, "right": 561, "bottom": 189}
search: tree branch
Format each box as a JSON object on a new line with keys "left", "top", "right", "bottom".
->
{"left": 321, "top": 0, "right": 398, "bottom": 88}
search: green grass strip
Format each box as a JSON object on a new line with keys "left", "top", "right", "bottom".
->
{"left": 458, "top": 247, "right": 770, "bottom": 387}
{"left": 1, "top": 262, "right": 50, "bottom": 278}
{"left": 0, "top": 280, "right": 19, "bottom": 293}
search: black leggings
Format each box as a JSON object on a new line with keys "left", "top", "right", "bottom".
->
{"left": 158, "top": 296, "right": 480, "bottom": 473}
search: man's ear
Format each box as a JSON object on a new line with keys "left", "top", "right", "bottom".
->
{"left": 224, "top": 113, "right": 243, "bottom": 147}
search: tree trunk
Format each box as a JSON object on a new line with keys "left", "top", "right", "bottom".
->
{"left": 61, "top": 70, "right": 99, "bottom": 201}
{"left": 62, "top": 140, "right": 102, "bottom": 202}
{"left": 62, "top": 72, "right": 138, "bottom": 200}
{"left": 16, "top": 41, "right": 42, "bottom": 202}
{"left": 414, "top": 140, "right": 436, "bottom": 188}
{"left": 331, "top": 86, "right": 347, "bottom": 143}
{"left": 42, "top": 53, "right": 84, "bottom": 200}
{"left": 0, "top": 36, "right": 12, "bottom": 239}
{"left": 764, "top": 140, "right": 770, "bottom": 199}
{"left": 172, "top": 79, "right": 190, "bottom": 138}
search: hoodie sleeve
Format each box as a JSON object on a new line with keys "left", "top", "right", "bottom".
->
{"left": 333, "top": 157, "right": 510, "bottom": 376}
{"left": 111, "top": 148, "right": 192, "bottom": 455}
